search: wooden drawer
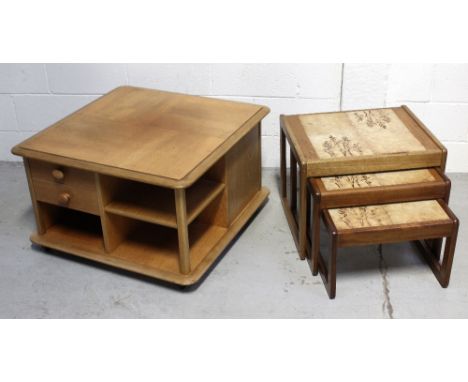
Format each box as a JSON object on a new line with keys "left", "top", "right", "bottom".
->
{"left": 29, "top": 160, "right": 99, "bottom": 215}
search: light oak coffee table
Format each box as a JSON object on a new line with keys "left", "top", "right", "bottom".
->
{"left": 12, "top": 86, "right": 270, "bottom": 286}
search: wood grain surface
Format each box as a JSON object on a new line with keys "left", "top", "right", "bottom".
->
{"left": 12, "top": 86, "right": 269, "bottom": 187}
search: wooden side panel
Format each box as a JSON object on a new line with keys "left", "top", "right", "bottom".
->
{"left": 23, "top": 158, "right": 46, "bottom": 234}
{"left": 96, "top": 174, "right": 135, "bottom": 252}
{"left": 23, "top": 158, "right": 60, "bottom": 234}
{"left": 225, "top": 125, "right": 261, "bottom": 225}
{"left": 198, "top": 157, "right": 228, "bottom": 227}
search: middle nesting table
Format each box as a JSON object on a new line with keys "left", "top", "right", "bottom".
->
{"left": 280, "top": 106, "right": 447, "bottom": 260}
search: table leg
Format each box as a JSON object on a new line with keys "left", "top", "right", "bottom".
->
{"left": 298, "top": 165, "right": 308, "bottom": 260}
{"left": 311, "top": 200, "right": 321, "bottom": 275}
{"left": 290, "top": 149, "right": 297, "bottom": 213}
{"left": 280, "top": 129, "right": 287, "bottom": 198}
{"left": 440, "top": 219, "right": 459, "bottom": 287}
{"left": 175, "top": 188, "right": 191, "bottom": 274}
{"left": 328, "top": 231, "right": 338, "bottom": 299}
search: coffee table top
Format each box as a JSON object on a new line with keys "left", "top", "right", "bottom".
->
{"left": 12, "top": 86, "right": 269, "bottom": 187}
{"left": 281, "top": 106, "right": 446, "bottom": 177}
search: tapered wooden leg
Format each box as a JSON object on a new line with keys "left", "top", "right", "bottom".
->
{"left": 415, "top": 219, "right": 458, "bottom": 288}
{"left": 430, "top": 239, "right": 443, "bottom": 261}
{"left": 298, "top": 165, "right": 308, "bottom": 260}
{"left": 328, "top": 232, "right": 338, "bottom": 299}
{"left": 175, "top": 188, "right": 191, "bottom": 274}
{"left": 306, "top": 187, "right": 311, "bottom": 251}
{"left": 311, "top": 199, "right": 321, "bottom": 275}
{"left": 290, "top": 149, "right": 297, "bottom": 213}
{"left": 280, "top": 129, "right": 287, "bottom": 198}
{"left": 440, "top": 219, "right": 459, "bottom": 287}
{"left": 430, "top": 171, "right": 452, "bottom": 260}
{"left": 316, "top": 217, "right": 338, "bottom": 299}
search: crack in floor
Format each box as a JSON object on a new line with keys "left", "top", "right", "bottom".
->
{"left": 378, "top": 244, "right": 394, "bottom": 319}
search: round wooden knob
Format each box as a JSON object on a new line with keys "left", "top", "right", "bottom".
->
{"left": 52, "top": 169, "right": 65, "bottom": 181}
{"left": 58, "top": 192, "right": 71, "bottom": 205}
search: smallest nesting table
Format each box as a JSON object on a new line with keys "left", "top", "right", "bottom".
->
{"left": 318, "top": 199, "right": 459, "bottom": 299}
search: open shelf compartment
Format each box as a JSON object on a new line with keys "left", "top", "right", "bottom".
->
{"left": 110, "top": 217, "right": 227, "bottom": 275}
{"left": 32, "top": 187, "right": 269, "bottom": 286}
{"left": 104, "top": 178, "right": 225, "bottom": 228}
{"left": 33, "top": 202, "right": 105, "bottom": 254}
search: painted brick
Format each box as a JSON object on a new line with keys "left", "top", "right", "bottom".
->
{"left": 0, "top": 131, "right": 35, "bottom": 161}
{"left": 443, "top": 142, "right": 468, "bottom": 173}
{"left": 0, "top": 95, "right": 17, "bottom": 131}
{"left": 432, "top": 64, "right": 468, "bottom": 102}
{"left": 251, "top": 97, "right": 340, "bottom": 136}
{"left": 404, "top": 102, "right": 468, "bottom": 142}
{"left": 127, "top": 64, "right": 211, "bottom": 95}
{"left": 0, "top": 64, "right": 48, "bottom": 94}
{"left": 293, "top": 64, "right": 342, "bottom": 99}
{"left": 341, "top": 64, "right": 389, "bottom": 110}
{"left": 386, "top": 64, "right": 433, "bottom": 102}
{"left": 206, "top": 95, "right": 254, "bottom": 104}
{"left": 46, "top": 64, "right": 127, "bottom": 94}
{"left": 211, "top": 64, "right": 296, "bottom": 97}
{"left": 261, "top": 135, "right": 280, "bottom": 168}
{"left": 2, "top": 63, "right": 468, "bottom": 172}
{"left": 14, "top": 95, "right": 99, "bottom": 131}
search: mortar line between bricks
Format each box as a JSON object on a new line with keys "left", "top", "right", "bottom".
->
{"left": 5, "top": 93, "right": 104, "bottom": 97}
{"left": 43, "top": 64, "right": 51, "bottom": 94}
{"left": 339, "top": 63, "right": 345, "bottom": 111}
{"left": 10, "top": 95, "right": 20, "bottom": 133}
{"left": 124, "top": 64, "right": 130, "bottom": 85}
{"left": 208, "top": 95, "right": 340, "bottom": 101}
{"left": 388, "top": 99, "right": 468, "bottom": 105}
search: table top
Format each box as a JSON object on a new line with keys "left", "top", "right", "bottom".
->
{"left": 318, "top": 168, "right": 441, "bottom": 192}
{"left": 281, "top": 106, "right": 446, "bottom": 177}
{"left": 328, "top": 200, "right": 451, "bottom": 231}
{"left": 12, "top": 86, "right": 269, "bottom": 187}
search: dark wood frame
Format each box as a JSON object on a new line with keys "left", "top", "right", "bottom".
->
{"left": 308, "top": 168, "right": 451, "bottom": 276}
{"left": 280, "top": 128, "right": 308, "bottom": 258}
{"left": 279, "top": 105, "right": 448, "bottom": 261}
{"left": 315, "top": 198, "right": 458, "bottom": 299}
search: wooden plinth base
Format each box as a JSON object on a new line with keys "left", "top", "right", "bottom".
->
{"left": 31, "top": 187, "right": 269, "bottom": 286}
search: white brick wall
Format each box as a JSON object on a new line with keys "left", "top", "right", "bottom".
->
{"left": 341, "top": 64, "right": 389, "bottom": 110}
{"left": 1, "top": 63, "right": 467, "bottom": 172}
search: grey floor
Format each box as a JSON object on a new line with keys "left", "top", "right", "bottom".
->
{"left": 1, "top": 162, "right": 467, "bottom": 318}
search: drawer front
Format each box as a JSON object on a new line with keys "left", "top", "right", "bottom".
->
{"left": 29, "top": 159, "right": 95, "bottom": 185}
{"left": 29, "top": 160, "right": 99, "bottom": 215}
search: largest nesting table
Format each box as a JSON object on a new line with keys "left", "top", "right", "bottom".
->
{"left": 12, "top": 86, "right": 270, "bottom": 286}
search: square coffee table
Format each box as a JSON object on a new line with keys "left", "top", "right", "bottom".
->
{"left": 12, "top": 86, "right": 270, "bottom": 285}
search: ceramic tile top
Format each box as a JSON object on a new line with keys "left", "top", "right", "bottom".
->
{"left": 321, "top": 168, "right": 436, "bottom": 191}
{"left": 329, "top": 200, "right": 450, "bottom": 230}
{"left": 299, "top": 109, "right": 425, "bottom": 159}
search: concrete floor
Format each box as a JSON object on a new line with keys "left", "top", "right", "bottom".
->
{"left": 1, "top": 162, "right": 467, "bottom": 318}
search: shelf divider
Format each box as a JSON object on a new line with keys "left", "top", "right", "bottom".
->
{"left": 105, "top": 179, "right": 225, "bottom": 228}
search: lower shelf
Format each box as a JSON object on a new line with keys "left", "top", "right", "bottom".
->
{"left": 31, "top": 187, "right": 270, "bottom": 285}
